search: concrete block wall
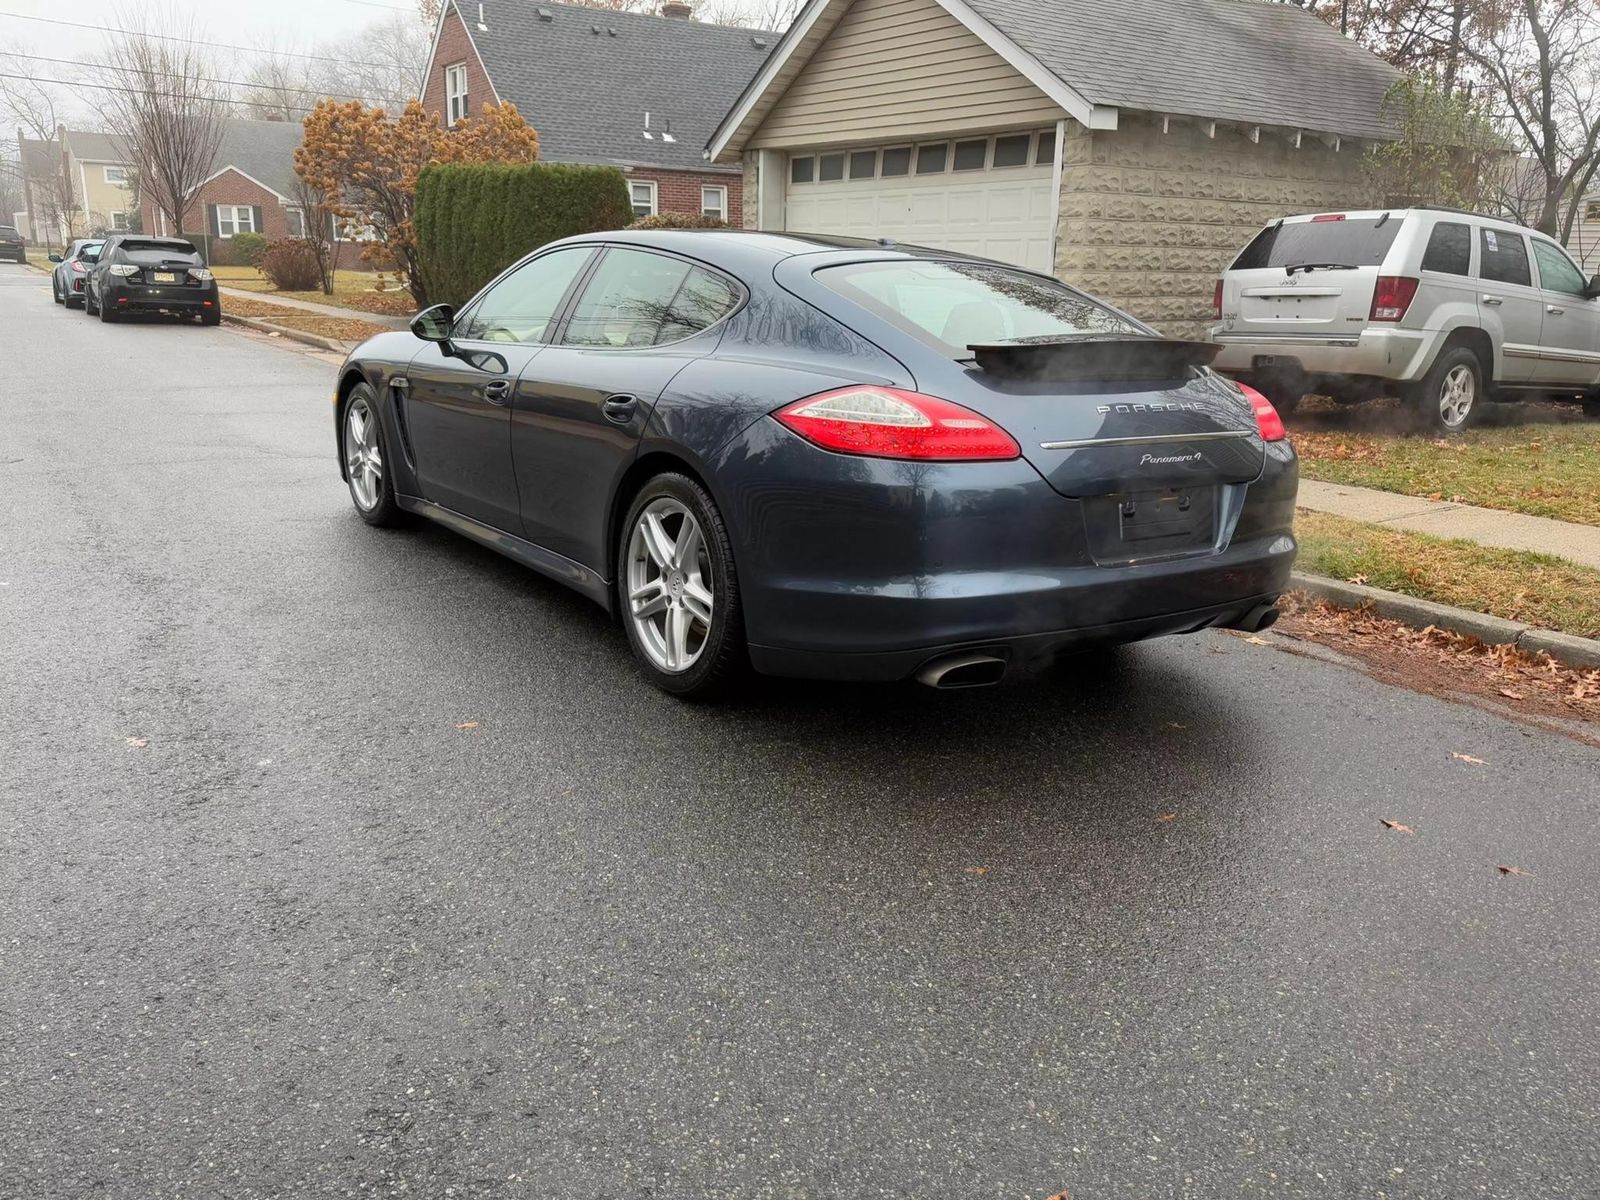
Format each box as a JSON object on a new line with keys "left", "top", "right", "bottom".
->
{"left": 1054, "top": 115, "right": 1379, "bottom": 338}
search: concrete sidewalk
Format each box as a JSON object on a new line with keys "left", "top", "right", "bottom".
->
{"left": 219, "top": 286, "right": 408, "bottom": 330}
{"left": 1298, "top": 478, "right": 1600, "bottom": 571}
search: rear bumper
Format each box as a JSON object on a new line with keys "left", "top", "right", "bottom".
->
{"left": 1210, "top": 326, "right": 1438, "bottom": 382}
{"left": 714, "top": 422, "right": 1299, "bottom": 682}
{"left": 103, "top": 281, "right": 219, "bottom": 313}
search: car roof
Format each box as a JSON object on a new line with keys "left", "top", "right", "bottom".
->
{"left": 1269, "top": 207, "right": 1554, "bottom": 237}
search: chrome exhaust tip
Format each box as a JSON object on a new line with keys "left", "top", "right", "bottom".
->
{"left": 1230, "top": 602, "right": 1280, "bottom": 634}
{"left": 915, "top": 653, "right": 1008, "bottom": 689}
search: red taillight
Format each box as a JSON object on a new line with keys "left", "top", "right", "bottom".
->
{"left": 774, "top": 386, "right": 1020, "bottom": 461}
{"left": 1212, "top": 279, "right": 1223, "bottom": 318}
{"left": 1237, "top": 382, "right": 1287, "bottom": 442}
{"left": 1370, "top": 276, "right": 1419, "bottom": 322}
{"left": 1310, "top": 213, "right": 1347, "bottom": 222}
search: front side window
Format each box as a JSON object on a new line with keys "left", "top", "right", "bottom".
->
{"left": 628, "top": 180, "right": 657, "bottom": 219}
{"left": 454, "top": 246, "right": 593, "bottom": 344}
{"left": 1421, "top": 221, "right": 1471, "bottom": 276}
{"left": 818, "top": 260, "right": 1142, "bottom": 357}
{"left": 1532, "top": 238, "right": 1588, "bottom": 296}
{"left": 445, "top": 63, "right": 469, "bottom": 126}
{"left": 216, "top": 205, "right": 256, "bottom": 238}
{"left": 701, "top": 185, "right": 727, "bottom": 220}
{"left": 563, "top": 248, "right": 738, "bottom": 348}
{"left": 1479, "top": 227, "right": 1531, "bottom": 287}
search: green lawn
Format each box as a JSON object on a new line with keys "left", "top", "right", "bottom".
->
{"left": 1295, "top": 509, "right": 1600, "bottom": 638}
{"left": 1292, "top": 402, "right": 1600, "bottom": 527}
{"left": 210, "top": 265, "right": 414, "bottom": 316}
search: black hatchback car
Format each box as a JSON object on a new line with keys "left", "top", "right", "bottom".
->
{"left": 332, "top": 230, "right": 1297, "bottom": 697}
{"left": 0, "top": 224, "right": 25, "bottom": 263}
{"left": 84, "top": 236, "right": 221, "bottom": 324}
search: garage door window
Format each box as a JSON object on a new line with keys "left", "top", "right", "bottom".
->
{"left": 916, "top": 143, "right": 948, "bottom": 174}
{"left": 881, "top": 147, "right": 912, "bottom": 177}
{"left": 992, "top": 134, "right": 1031, "bottom": 168}
{"left": 818, "top": 153, "right": 845, "bottom": 182}
{"left": 1036, "top": 131, "right": 1056, "bottom": 165}
{"left": 849, "top": 150, "right": 877, "bottom": 179}
{"left": 952, "top": 140, "right": 987, "bottom": 171}
{"left": 790, "top": 156, "right": 814, "bottom": 184}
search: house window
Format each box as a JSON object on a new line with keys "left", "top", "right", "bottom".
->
{"left": 701, "top": 185, "right": 727, "bottom": 220}
{"left": 109, "top": 211, "right": 129, "bottom": 230}
{"left": 104, "top": 165, "right": 129, "bottom": 185}
{"left": 285, "top": 206, "right": 306, "bottom": 238}
{"left": 1587, "top": 200, "right": 1600, "bottom": 223}
{"left": 629, "top": 180, "right": 657, "bottom": 219}
{"left": 216, "top": 205, "right": 256, "bottom": 238}
{"left": 445, "top": 62, "right": 469, "bottom": 126}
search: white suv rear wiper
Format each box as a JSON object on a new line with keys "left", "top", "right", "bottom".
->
{"left": 1282, "top": 262, "right": 1357, "bottom": 275}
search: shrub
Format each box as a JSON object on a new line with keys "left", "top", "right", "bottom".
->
{"left": 627, "top": 212, "right": 729, "bottom": 230}
{"left": 257, "top": 239, "right": 325, "bottom": 291}
{"left": 414, "top": 162, "right": 633, "bottom": 308}
{"left": 231, "top": 231, "right": 269, "bottom": 266}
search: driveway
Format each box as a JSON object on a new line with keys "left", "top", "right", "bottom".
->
{"left": 2, "top": 261, "right": 1597, "bottom": 1199}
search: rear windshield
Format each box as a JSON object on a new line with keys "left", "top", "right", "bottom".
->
{"left": 80, "top": 242, "right": 105, "bottom": 261}
{"left": 1231, "top": 217, "right": 1402, "bottom": 270}
{"left": 119, "top": 239, "right": 202, "bottom": 264}
{"left": 0, "top": 226, "right": 18, "bottom": 235}
{"left": 816, "top": 260, "right": 1143, "bottom": 357}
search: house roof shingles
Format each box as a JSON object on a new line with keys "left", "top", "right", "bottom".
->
{"left": 456, "top": 0, "right": 773, "bottom": 172}
{"left": 207, "top": 118, "right": 307, "bottom": 198}
{"left": 961, "top": 0, "right": 1401, "bottom": 140}
{"left": 63, "top": 130, "right": 132, "bottom": 163}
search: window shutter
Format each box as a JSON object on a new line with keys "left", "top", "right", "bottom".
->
{"left": 208, "top": 204, "right": 219, "bottom": 237}
{"left": 252, "top": 205, "right": 264, "bottom": 234}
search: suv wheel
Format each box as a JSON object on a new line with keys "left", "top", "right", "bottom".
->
{"left": 1411, "top": 347, "right": 1483, "bottom": 434}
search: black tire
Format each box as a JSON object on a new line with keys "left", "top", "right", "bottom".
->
{"left": 616, "top": 472, "right": 748, "bottom": 700}
{"left": 201, "top": 308, "right": 221, "bottom": 327}
{"left": 98, "top": 295, "right": 118, "bottom": 323}
{"left": 84, "top": 286, "right": 99, "bottom": 316}
{"left": 1583, "top": 394, "right": 1600, "bottom": 420}
{"left": 52, "top": 277, "right": 63, "bottom": 304}
{"left": 340, "top": 383, "right": 404, "bottom": 527}
{"left": 1408, "top": 345, "right": 1484, "bottom": 434}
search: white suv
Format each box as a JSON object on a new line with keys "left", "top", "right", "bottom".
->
{"left": 1210, "top": 208, "right": 1600, "bottom": 432}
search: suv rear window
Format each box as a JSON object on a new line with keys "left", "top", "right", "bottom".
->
{"left": 1231, "top": 217, "right": 1402, "bottom": 270}
{"left": 1421, "top": 221, "right": 1471, "bottom": 275}
{"left": 817, "top": 260, "right": 1143, "bottom": 357}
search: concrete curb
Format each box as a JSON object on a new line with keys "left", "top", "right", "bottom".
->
{"left": 222, "top": 313, "right": 350, "bottom": 355}
{"left": 1288, "top": 570, "right": 1600, "bottom": 671}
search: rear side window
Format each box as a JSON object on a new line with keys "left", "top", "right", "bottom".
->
{"left": 562, "top": 249, "right": 738, "bottom": 348}
{"left": 1478, "top": 228, "right": 1531, "bottom": 287}
{"left": 1231, "top": 217, "right": 1402, "bottom": 270}
{"left": 1421, "top": 221, "right": 1471, "bottom": 275}
{"left": 817, "top": 260, "right": 1142, "bottom": 358}
{"left": 1532, "top": 239, "right": 1588, "bottom": 295}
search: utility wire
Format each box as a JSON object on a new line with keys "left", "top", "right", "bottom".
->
{"left": 1, "top": 49, "right": 407, "bottom": 105}
{"left": 0, "top": 69, "right": 414, "bottom": 112}
{"left": 0, "top": 11, "right": 407, "bottom": 68}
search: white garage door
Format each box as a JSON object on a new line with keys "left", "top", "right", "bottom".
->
{"left": 782, "top": 130, "right": 1058, "bottom": 273}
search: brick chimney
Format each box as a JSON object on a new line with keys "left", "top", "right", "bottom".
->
{"left": 660, "top": 2, "right": 693, "bottom": 16}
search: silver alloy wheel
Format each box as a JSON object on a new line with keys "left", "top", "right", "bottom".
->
{"left": 1438, "top": 363, "right": 1476, "bottom": 428}
{"left": 626, "top": 498, "right": 714, "bottom": 674}
{"left": 345, "top": 396, "right": 383, "bottom": 510}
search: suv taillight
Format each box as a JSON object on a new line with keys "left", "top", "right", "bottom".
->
{"left": 1213, "top": 279, "right": 1223, "bottom": 318}
{"left": 774, "top": 387, "right": 1020, "bottom": 461}
{"left": 1370, "top": 276, "right": 1419, "bottom": 322}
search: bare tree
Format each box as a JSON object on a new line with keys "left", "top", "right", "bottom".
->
{"left": 695, "top": 0, "right": 803, "bottom": 29}
{"left": 290, "top": 173, "right": 339, "bottom": 295}
{"left": 312, "top": 14, "right": 433, "bottom": 108}
{"left": 0, "top": 46, "right": 81, "bottom": 243}
{"left": 238, "top": 44, "right": 325, "bottom": 122}
{"left": 1461, "top": 0, "right": 1600, "bottom": 239}
{"left": 95, "top": 8, "right": 229, "bottom": 239}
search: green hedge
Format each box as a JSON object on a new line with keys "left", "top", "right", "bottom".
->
{"left": 415, "top": 162, "right": 633, "bottom": 308}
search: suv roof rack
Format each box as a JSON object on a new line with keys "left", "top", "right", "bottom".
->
{"left": 1411, "top": 204, "right": 1520, "bottom": 223}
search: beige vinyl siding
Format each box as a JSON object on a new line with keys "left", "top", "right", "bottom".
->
{"left": 749, "top": 0, "right": 1064, "bottom": 149}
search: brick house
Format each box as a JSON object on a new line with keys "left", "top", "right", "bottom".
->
{"left": 708, "top": 0, "right": 1402, "bottom": 338}
{"left": 418, "top": 0, "right": 771, "bottom": 225}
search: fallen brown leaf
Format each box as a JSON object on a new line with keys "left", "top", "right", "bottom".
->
{"left": 1452, "top": 753, "right": 1486, "bottom": 764}
{"left": 1155, "top": 812, "right": 1177, "bottom": 823}
{"left": 963, "top": 866, "right": 989, "bottom": 876}
{"left": 1167, "top": 721, "right": 1187, "bottom": 729}
{"left": 125, "top": 736, "right": 148, "bottom": 749}
{"left": 1244, "top": 635, "right": 1269, "bottom": 646}
{"left": 1347, "top": 573, "right": 1369, "bottom": 585}
{"left": 1498, "top": 688, "right": 1525, "bottom": 700}
{"left": 454, "top": 721, "right": 480, "bottom": 731}
{"left": 1496, "top": 864, "right": 1529, "bottom": 877}
{"left": 1380, "top": 819, "right": 1415, "bottom": 834}
{"left": 1046, "top": 1192, "right": 1071, "bottom": 1200}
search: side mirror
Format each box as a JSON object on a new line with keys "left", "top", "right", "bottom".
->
{"left": 410, "top": 303, "right": 456, "bottom": 352}
{"left": 47, "top": 254, "right": 62, "bottom": 263}
{"left": 1587, "top": 274, "right": 1600, "bottom": 299}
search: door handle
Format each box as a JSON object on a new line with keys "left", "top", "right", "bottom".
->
{"left": 1481, "top": 296, "right": 1503, "bottom": 306}
{"left": 602, "top": 393, "right": 639, "bottom": 424}
{"left": 1547, "top": 305, "right": 1566, "bottom": 315}
{"left": 483, "top": 379, "right": 512, "bottom": 405}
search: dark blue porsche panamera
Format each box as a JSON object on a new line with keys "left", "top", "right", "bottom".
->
{"left": 333, "top": 229, "right": 1297, "bottom": 697}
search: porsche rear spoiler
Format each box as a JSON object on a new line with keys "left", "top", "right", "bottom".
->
{"left": 968, "top": 335, "right": 1221, "bottom": 383}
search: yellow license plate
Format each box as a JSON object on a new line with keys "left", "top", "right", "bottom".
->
{"left": 154, "top": 272, "right": 178, "bottom": 283}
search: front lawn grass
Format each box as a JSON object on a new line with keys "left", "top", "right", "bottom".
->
{"left": 210, "top": 264, "right": 414, "bottom": 316}
{"left": 1292, "top": 402, "right": 1600, "bottom": 527}
{"left": 1295, "top": 509, "right": 1600, "bottom": 638}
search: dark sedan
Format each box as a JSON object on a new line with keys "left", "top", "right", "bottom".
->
{"left": 333, "top": 230, "right": 1297, "bottom": 697}
{"left": 0, "top": 224, "right": 25, "bottom": 263}
{"left": 49, "top": 238, "right": 105, "bottom": 308}
{"left": 85, "top": 236, "right": 221, "bottom": 324}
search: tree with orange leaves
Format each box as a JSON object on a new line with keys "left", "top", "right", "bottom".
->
{"left": 295, "top": 99, "right": 540, "bottom": 305}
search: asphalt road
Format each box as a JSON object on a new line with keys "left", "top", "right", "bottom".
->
{"left": 3, "top": 262, "right": 1598, "bottom": 1200}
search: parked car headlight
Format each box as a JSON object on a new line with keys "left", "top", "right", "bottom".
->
{"left": 108, "top": 264, "right": 138, "bottom": 277}
{"left": 190, "top": 268, "right": 214, "bottom": 281}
